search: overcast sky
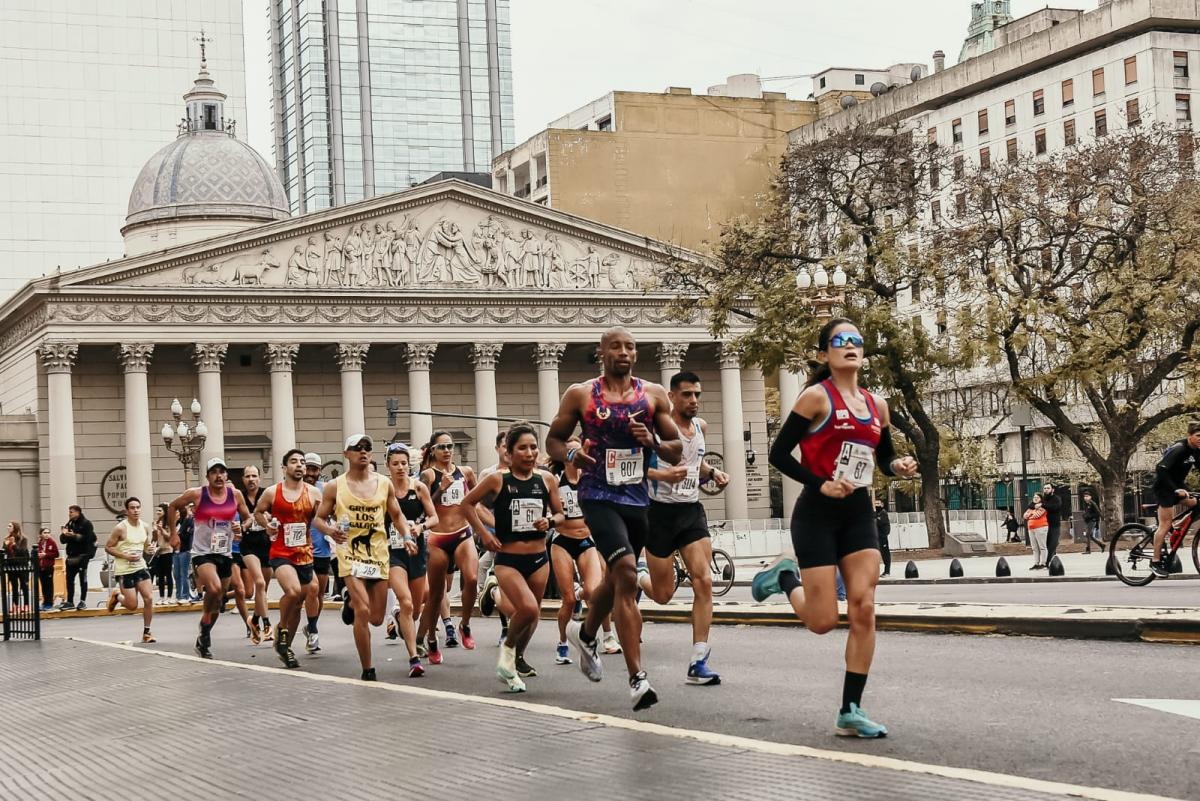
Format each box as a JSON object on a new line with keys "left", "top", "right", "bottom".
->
{"left": 241, "top": 0, "right": 1091, "bottom": 158}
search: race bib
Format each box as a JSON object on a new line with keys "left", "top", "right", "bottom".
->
{"left": 676, "top": 466, "right": 700, "bottom": 493}
{"left": 442, "top": 479, "right": 465, "bottom": 506}
{"left": 833, "top": 442, "right": 876, "bottom": 488}
{"left": 559, "top": 486, "right": 582, "bottom": 519}
{"left": 511, "top": 498, "right": 544, "bottom": 532}
{"left": 283, "top": 523, "right": 307, "bottom": 548}
{"left": 388, "top": 526, "right": 404, "bottom": 549}
{"left": 351, "top": 560, "right": 382, "bottom": 579}
{"left": 210, "top": 520, "right": 232, "bottom": 554}
{"left": 605, "top": 448, "right": 643, "bottom": 486}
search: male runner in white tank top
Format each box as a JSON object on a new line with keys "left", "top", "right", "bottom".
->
{"left": 104, "top": 497, "right": 157, "bottom": 643}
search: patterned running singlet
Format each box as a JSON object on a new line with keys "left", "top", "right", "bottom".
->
{"left": 577, "top": 377, "right": 653, "bottom": 507}
{"left": 192, "top": 486, "right": 237, "bottom": 557}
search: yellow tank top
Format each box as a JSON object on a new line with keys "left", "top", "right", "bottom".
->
{"left": 115, "top": 519, "right": 149, "bottom": 576}
{"left": 334, "top": 473, "right": 390, "bottom": 580}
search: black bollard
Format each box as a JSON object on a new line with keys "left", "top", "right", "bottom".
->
{"left": 1105, "top": 554, "right": 1116, "bottom": 576}
{"left": 1047, "top": 555, "right": 1065, "bottom": 576}
{"left": 995, "top": 557, "right": 1011, "bottom": 577}
{"left": 904, "top": 560, "right": 919, "bottom": 579}
{"left": 949, "top": 558, "right": 964, "bottom": 578}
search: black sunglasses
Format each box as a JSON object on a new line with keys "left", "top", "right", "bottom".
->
{"left": 347, "top": 444, "right": 372, "bottom": 452}
{"left": 433, "top": 443, "right": 454, "bottom": 451}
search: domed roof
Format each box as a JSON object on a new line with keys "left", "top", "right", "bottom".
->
{"left": 124, "top": 132, "right": 289, "bottom": 229}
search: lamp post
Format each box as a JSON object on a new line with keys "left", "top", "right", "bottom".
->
{"left": 161, "top": 398, "right": 208, "bottom": 482}
{"left": 795, "top": 263, "right": 848, "bottom": 319}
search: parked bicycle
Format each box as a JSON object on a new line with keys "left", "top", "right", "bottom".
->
{"left": 1108, "top": 492, "right": 1200, "bottom": 586}
{"left": 671, "top": 522, "right": 735, "bottom": 597}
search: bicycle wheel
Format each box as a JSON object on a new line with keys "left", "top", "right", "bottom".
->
{"left": 710, "top": 548, "right": 735, "bottom": 597}
{"left": 1192, "top": 529, "right": 1200, "bottom": 575}
{"left": 1108, "top": 523, "right": 1157, "bottom": 587}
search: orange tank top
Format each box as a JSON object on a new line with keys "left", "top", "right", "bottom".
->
{"left": 269, "top": 483, "right": 315, "bottom": 565}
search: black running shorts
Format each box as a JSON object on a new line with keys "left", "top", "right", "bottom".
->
{"left": 645, "top": 500, "right": 709, "bottom": 559}
{"left": 118, "top": 569, "right": 151, "bottom": 589}
{"left": 494, "top": 550, "right": 550, "bottom": 580}
{"left": 389, "top": 533, "right": 429, "bottom": 579}
{"left": 269, "top": 558, "right": 315, "bottom": 587}
{"left": 239, "top": 530, "right": 270, "bottom": 565}
{"left": 192, "top": 553, "right": 234, "bottom": 580}
{"left": 579, "top": 500, "right": 648, "bottom": 565}
{"left": 790, "top": 488, "right": 879, "bottom": 569}
{"left": 551, "top": 532, "right": 595, "bottom": 561}
{"left": 312, "top": 556, "right": 332, "bottom": 576}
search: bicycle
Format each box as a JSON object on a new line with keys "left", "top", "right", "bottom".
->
{"left": 671, "top": 522, "right": 735, "bottom": 597}
{"left": 1108, "top": 492, "right": 1200, "bottom": 586}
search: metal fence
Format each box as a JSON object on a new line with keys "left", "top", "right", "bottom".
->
{"left": 1, "top": 554, "right": 41, "bottom": 641}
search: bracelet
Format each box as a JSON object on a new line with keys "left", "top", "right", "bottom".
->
{"left": 566, "top": 447, "right": 577, "bottom": 464}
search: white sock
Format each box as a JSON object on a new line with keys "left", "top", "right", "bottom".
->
{"left": 692, "top": 641, "right": 709, "bottom": 662}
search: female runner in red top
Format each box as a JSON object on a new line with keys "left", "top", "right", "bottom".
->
{"left": 752, "top": 318, "right": 917, "bottom": 739}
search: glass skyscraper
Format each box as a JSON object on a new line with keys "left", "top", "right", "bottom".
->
{"left": 270, "top": 0, "right": 514, "bottom": 214}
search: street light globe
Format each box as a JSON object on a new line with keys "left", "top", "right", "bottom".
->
{"left": 161, "top": 423, "right": 173, "bottom": 444}
{"left": 813, "top": 267, "right": 829, "bottom": 289}
{"left": 170, "top": 398, "right": 183, "bottom": 417}
{"left": 195, "top": 420, "right": 208, "bottom": 438}
{"left": 795, "top": 269, "right": 812, "bottom": 290}
{"left": 832, "top": 265, "right": 848, "bottom": 288}
{"left": 190, "top": 398, "right": 202, "bottom": 416}
{"left": 178, "top": 421, "right": 189, "bottom": 439}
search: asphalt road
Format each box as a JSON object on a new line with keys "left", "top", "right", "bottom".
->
{"left": 41, "top": 608, "right": 1200, "bottom": 799}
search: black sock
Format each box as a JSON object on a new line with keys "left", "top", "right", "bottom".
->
{"left": 498, "top": 612, "right": 508, "bottom": 628}
{"left": 200, "top": 619, "right": 214, "bottom": 636}
{"left": 252, "top": 614, "right": 260, "bottom": 627}
{"left": 579, "top": 623, "right": 596, "bottom": 644}
{"left": 143, "top": 627, "right": 151, "bottom": 635}
{"left": 410, "top": 655, "right": 420, "bottom": 665}
{"left": 779, "top": 569, "right": 801, "bottom": 597}
{"left": 262, "top": 617, "right": 271, "bottom": 629}
{"left": 841, "top": 671, "right": 868, "bottom": 714}
{"left": 306, "top": 616, "right": 317, "bottom": 634}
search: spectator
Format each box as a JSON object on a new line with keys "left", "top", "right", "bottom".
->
{"left": 1081, "top": 491, "right": 1104, "bottom": 554}
{"left": 4, "top": 521, "right": 31, "bottom": 611}
{"left": 151, "top": 503, "right": 175, "bottom": 603}
{"left": 1024, "top": 494, "right": 1049, "bottom": 570}
{"left": 173, "top": 502, "right": 197, "bottom": 603}
{"left": 59, "top": 505, "right": 96, "bottom": 611}
{"left": 36, "top": 527, "right": 59, "bottom": 611}
{"left": 1042, "top": 481, "right": 1063, "bottom": 561}
{"left": 874, "top": 498, "right": 892, "bottom": 577}
{"left": 1003, "top": 509, "right": 1022, "bottom": 543}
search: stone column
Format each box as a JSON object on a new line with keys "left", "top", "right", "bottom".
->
{"left": 38, "top": 341, "right": 78, "bottom": 523}
{"left": 719, "top": 343, "right": 749, "bottom": 520}
{"left": 658, "top": 342, "right": 689, "bottom": 388}
{"left": 266, "top": 344, "right": 300, "bottom": 472}
{"left": 404, "top": 343, "right": 437, "bottom": 449}
{"left": 192, "top": 344, "right": 228, "bottom": 465}
{"left": 777, "top": 368, "right": 804, "bottom": 516}
{"left": 471, "top": 343, "right": 504, "bottom": 461}
{"left": 336, "top": 344, "right": 370, "bottom": 449}
{"left": 119, "top": 344, "right": 154, "bottom": 507}
{"left": 535, "top": 343, "right": 565, "bottom": 441}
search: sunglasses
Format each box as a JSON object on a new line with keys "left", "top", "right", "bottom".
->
{"left": 829, "top": 332, "right": 864, "bottom": 349}
{"left": 386, "top": 443, "right": 409, "bottom": 455}
{"left": 347, "top": 444, "right": 372, "bottom": 452}
{"left": 433, "top": 443, "right": 454, "bottom": 451}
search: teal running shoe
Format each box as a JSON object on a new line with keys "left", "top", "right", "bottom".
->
{"left": 835, "top": 703, "right": 888, "bottom": 738}
{"left": 751, "top": 556, "right": 800, "bottom": 602}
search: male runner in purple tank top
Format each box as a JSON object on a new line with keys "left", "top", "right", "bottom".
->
{"left": 547, "top": 326, "right": 681, "bottom": 711}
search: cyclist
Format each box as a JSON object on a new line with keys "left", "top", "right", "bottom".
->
{"left": 1150, "top": 421, "right": 1200, "bottom": 576}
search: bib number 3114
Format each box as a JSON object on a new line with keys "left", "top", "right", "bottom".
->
{"left": 833, "top": 442, "right": 876, "bottom": 488}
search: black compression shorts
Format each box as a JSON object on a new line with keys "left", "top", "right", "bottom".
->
{"left": 239, "top": 530, "right": 270, "bottom": 565}
{"left": 118, "top": 569, "right": 151, "bottom": 589}
{"left": 551, "top": 532, "right": 595, "bottom": 561}
{"left": 790, "top": 488, "right": 879, "bottom": 569}
{"left": 269, "top": 558, "right": 315, "bottom": 587}
{"left": 645, "top": 500, "right": 709, "bottom": 559}
{"left": 579, "top": 500, "right": 648, "bottom": 565}
{"left": 192, "top": 554, "right": 234, "bottom": 580}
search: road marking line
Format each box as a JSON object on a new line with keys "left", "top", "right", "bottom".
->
{"left": 1114, "top": 698, "right": 1200, "bottom": 721}
{"left": 66, "top": 636, "right": 1181, "bottom": 801}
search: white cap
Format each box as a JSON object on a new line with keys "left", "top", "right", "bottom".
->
{"left": 303, "top": 452, "right": 322, "bottom": 467}
{"left": 343, "top": 434, "right": 374, "bottom": 451}
{"left": 205, "top": 456, "right": 227, "bottom": 473}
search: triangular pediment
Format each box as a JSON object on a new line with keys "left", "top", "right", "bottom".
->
{"left": 58, "top": 181, "right": 693, "bottom": 295}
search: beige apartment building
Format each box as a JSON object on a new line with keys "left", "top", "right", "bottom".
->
{"left": 491, "top": 75, "right": 816, "bottom": 252}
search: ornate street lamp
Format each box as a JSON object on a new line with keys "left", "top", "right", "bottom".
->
{"left": 795, "top": 262, "right": 848, "bottom": 319}
{"left": 161, "top": 398, "right": 208, "bottom": 480}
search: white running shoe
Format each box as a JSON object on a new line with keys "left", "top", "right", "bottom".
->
{"left": 566, "top": 621, "right": 603, "bottom": 682}
{"left": 305, "top": 630, "right": 321, "bottom": 654}
{"left": 629, "top": 671, "right": 658, "bottom": 711}
{"left": 602, "top": 632, "right": 622, "bottom": 654}
{"left": 497, "top": 642, "right": 518, "bottom": 680}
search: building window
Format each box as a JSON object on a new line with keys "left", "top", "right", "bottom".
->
{"left": 855, "top": 73, "right": 865, "bottom": 85}
{"left": 1062, "top": 78, "right": 1074, "bottom": 107}
{"left": 1175, "top": 51, "right": 1190, "bottom": 79}
{"left": 953, "top": 155, "right": 964, "bottom": 180}
{"left": 979, "top": 146, "right": 991, "bottom": 170}
{"left": 930, "top": 163, "right": 940, "bottom": 189}
{"left": 977, "top": 108, "right": 989, "bottom": 137}
{"left": 1095, "top": 109, "right": 1108, "bottom": 137}
{"left": 955, "top": 192, "right": 967, "bottom": 216}
{"left": 927, "top": 127, "right": 938, "bottom": 148}
{"left": 1006, "top": 137, "right": 1018, "bottom": 162}
{"left": 1124, "top": 56, "right": 1138, "bottom": 85}
{"left": 1064, "top": 118, "right": 1076, "bottom": 146}
{"left": 1033, "top": 89, "right": 1045, "bottom": 116}
{"left": 931, "top": 200, "right": 941, "bottom": 222}
{"left": 952, "top": 118, "right": 963, "bottom": 144}
{"left": 203, "top": 104, "right": 217, "bottom": 130}
{"left": 819, "top": 76, "right": 827, "bottom": 89}
{"left": 1034, "top": 128, "right": 1047, "bottom": 154}
{"left": 1127, "top": 98, "right": 1140, "bottom": 126}
{"left": 1092, "top": 67, "right": 1105, "bottom": 96}
{"left": 1004, "top": 99, "right": 1016, "bottom": 126}
{"left": 596, "top": 115, "right": 612, "bottom": 132}
{"left": 1178, "top": 94, "right": 1192, "bottom": 123}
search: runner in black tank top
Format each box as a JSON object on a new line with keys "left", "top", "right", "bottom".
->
{"left": 238, "top": 466, "right": 274, "bottom": 644}
{"left": 384, "top": 443, "right": 439, "bottom": 678}
{"left": 463, "top": 423, "right": 565, "bottom": 694}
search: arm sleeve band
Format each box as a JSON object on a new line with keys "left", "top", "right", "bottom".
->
{"left": 768, "top": 412, "right": 825, "bottom": 490}
{"left": 876, "top": 427, "right": 897, "bottom": 476}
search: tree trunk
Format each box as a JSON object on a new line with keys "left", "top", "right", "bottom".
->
{"left": 1099, "top": 472, "right": 1128, "bottom": 540}
{"left": 921, "top": 471, "right": 947, "bottom": 550}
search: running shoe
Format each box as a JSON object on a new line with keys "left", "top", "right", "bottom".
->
{"left": 635, "top": 559, "right": 648, "bottom": 604}
{"left": 516, "top": 653, "right": 537, "bottom": 678}
{"left": 386, "top": 616, "right": 399, "bottom": 640}
{"left": 686, "top": 654, "right": 721, "bottom": 686}
{"left": 75, "top": 601, "right": 86, "bottom": 611}
{"left": 497, "top": 642, "right": 518, "bottom": 680}
{"left": 835, "top": 704, "right": 888, "bottom": 738}
{"left": 460, "top": 624, "right": 475, "bottom": 650}
{"left": 305, "top": 629, "right": 320, "bottom": 654}
{"left": 416, "top": 642, "right": 428, "bottom": 658}
{"left": 602, "top": 632, "right": 622, "bottom": 654}
{"left": 555, "top": 643, "right": 572, "bottom": 665}
{"left": 751, "top": 556, "right": 800, "bottom": 602}
{"left": 1150, "top": 560, "right": 1169, "bottom": 577}
{"left": 573, "top": 582, "right": 584, "bottom": 620}
{"left": 497, "top": 628, "right": 507, "bottom": 647}
{"left": 106, "top": 592, "right": 119, "bottom": 613}
{"left": 409, "top": 658, "right": 425, "bottom": 678}
{"left": 275, "top": 630, "right": 299, "bottom": 669}
{"left": 195, "top": 635, "right": 212, "bottom": 660}
{"left": 341, "top": 599, "right": 355, "bottom": 625}
{"left": 58, "top": 601, "right": 71, "bottom": 611}
{"left": 142, "top": 632, "right": 156, "bottom": 644}
{"left": 249, "top": 621, "right": 262, "bottom": 645}
{"left": 444, "top": 622, "right": 459, "bottom": 648}
{"left": 629, "top": 671, "right": 658, "bottom": 711}
{"left": 263, "top": 624, "right": 275, "bottom": 643}
{"left": 361, "top": 668, "right": 377, "bottom": 681}
{"left": 427, "top": 635, "right": 443, "bottom": 665}
{"left": 566, "top": 621, "right": 603, "bottom": 682}
{"left": 503, "top": 674, "right": 527, "bottom": 693}
{"left": 479, "top": 574, "right": 499, "bottom": 617}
